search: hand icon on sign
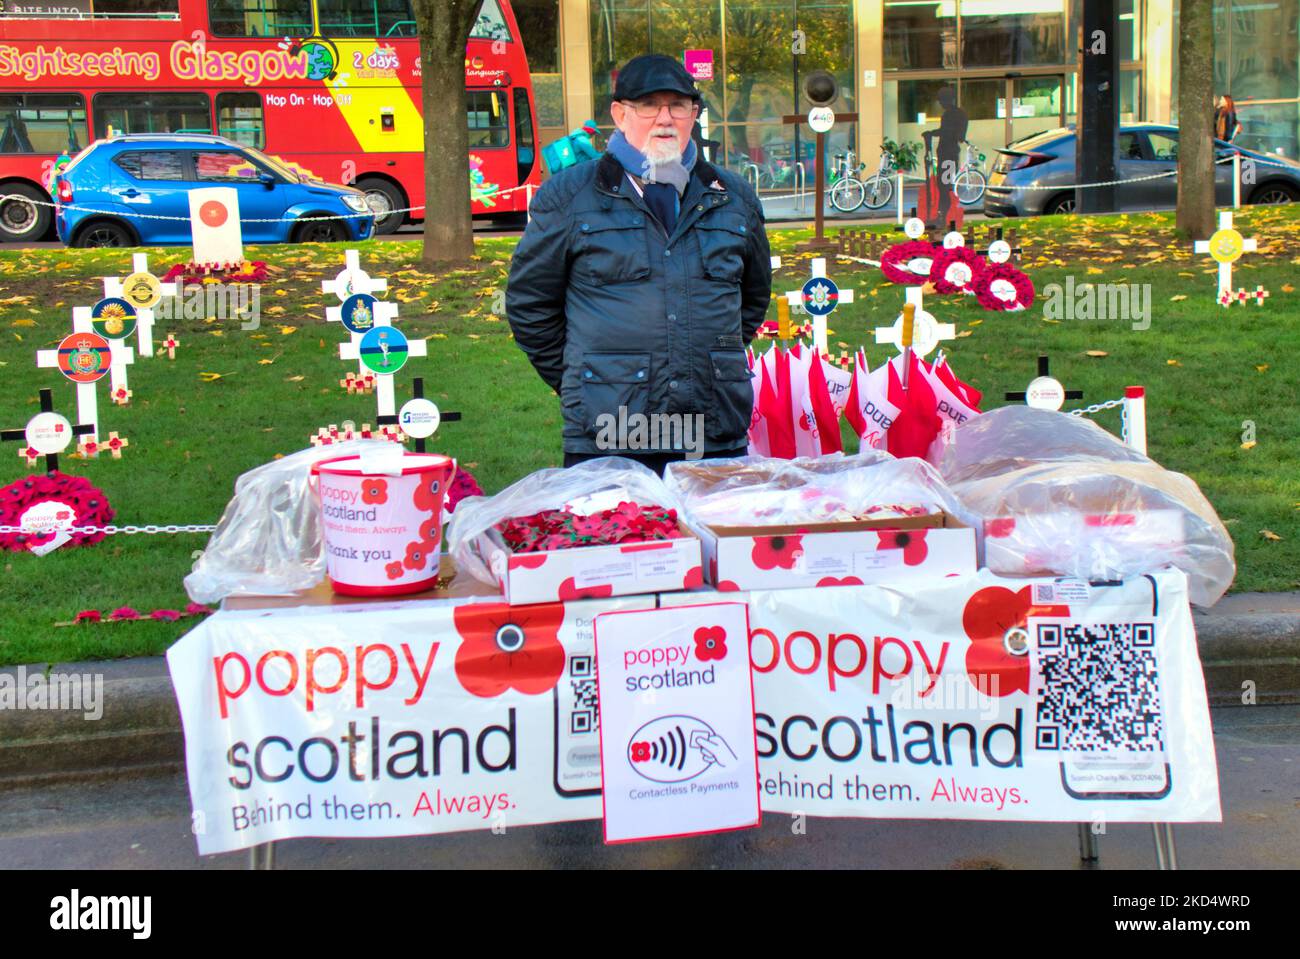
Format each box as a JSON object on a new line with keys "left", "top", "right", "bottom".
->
{"left": 690, "top": 729, "right": 736, "bottom": 769}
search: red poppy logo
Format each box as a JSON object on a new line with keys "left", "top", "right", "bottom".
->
{"left": 452, "top": 602, "right": 566, "bottom": 698}
{"left": 876, "top": 529, "right": 928, "bottom": 566}
{"left": 694, "top": 626, "right": 727, "bottom": 661}
{"left": 557, "top": 576, "right": 614, "bottom": 601}
{"left": 199, "top": 199, "right": 228, "bottom": 228}
{"left": 413, "top": 473, "right": 444, "bottom": 512}
{"left": 752, "top": 534, "right": 803, "bottom": 570}
{"left": 682, "top": 565, "right": 703, "bottom": 589}
{"left": 361, "top": 479, "right": 388, "bottom": 505}
{"left": 403, "top": 540, "right": 432, "bottom": 572}
{"left": 961, "top": 586, "right": 1070, "bottom": 696}
{"left": 631, "top": 741, "right": 652, "bottom": 763}
{"left": 816, "top": 576, "right": 863, "bottom": 587}
{"left": 385, "top": 560, "right": 405, "bottom": 580}
{"left": 508, "top": 553, "right": 547, "bottom": 570}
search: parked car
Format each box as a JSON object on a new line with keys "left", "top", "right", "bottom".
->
{"left": 55, "top": 133, "right": 374, "bottom": 248}
{"left": 983, "top": 123, "right": 1300, "bottom": 217}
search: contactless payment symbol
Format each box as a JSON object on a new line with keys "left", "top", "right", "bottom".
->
{"left": 122, "top": 271, "right": 162, "bottom": 310}
{"left": 801, "top": 276, "right": 840, "bottom": 316}
{"left": 90, "top": 297, "right": 137, "bottom": 340}
{"left": 57, "top": 332, "right": 112, "bottom": 383}
{"left": 627, "top": 715, "right": 737, "bottom": 783}
{"left": 359, "top": 326, "right": 408, "bottom": 374}
{"left": 340, "top": 293, "right": 378, "bottom": 334}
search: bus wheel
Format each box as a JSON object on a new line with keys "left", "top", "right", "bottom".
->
{"left": 0, "top": 183, "right": 52, "bottom": 244}
{"left": 356, "top": 178, "right": 404, "bottom": 235}
{"left": 293, "top": 218, "right": 347, "bottom": 243}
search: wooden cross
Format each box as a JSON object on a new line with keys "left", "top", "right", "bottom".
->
{"left": 0, "top": 388, "right": 95, "bottom": 473}
{"left": 783, "top": 257, "right": 853, "bottom": 355}
{"left": 396, "top": 377, "right": 462, "bottom": 453}
{"left": 781, "top": 109, "right": 856, "bottom": 249}
{"left": 1005, "top": 355, "right": 1082, "bottom": 411}
{"left": 100, "top": 253, "right": 178, "bottom": 359}
{"left": 966, "top": 225, "right": 1022, "bottom": 264}
{"left": 162, "top": 332, "right": 180, "bottom": 360}
{"left": 874, "top": 286, "right": 954, "bottom": 359}
{"left": 1194, "top": 211, "right": 1257, "bottom": 301}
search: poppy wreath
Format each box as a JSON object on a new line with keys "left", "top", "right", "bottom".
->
{"left": 973, "top": 263, "right": 1035, "bottom": 312}
{"left": 880, "top": 241, "right": 941, "bottom": 286}
{"left": 161, "top": 260, "right": 269, "bottom": 287}
{"left": 0, "top": 472, "right": 114, "bottom": 552}
{"left": 928, "top": 246, "right": 986, "bottom": 295}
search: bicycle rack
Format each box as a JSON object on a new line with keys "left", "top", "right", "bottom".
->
{"left": 793, "top": 162, "right": 807, "bottom": 212}
{"left": 743, "top": 163, "right": 761, "bottom": 194}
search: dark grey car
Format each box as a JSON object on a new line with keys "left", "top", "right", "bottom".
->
{"left": 983, "top": 124, "right": 1300, "bottom": 217}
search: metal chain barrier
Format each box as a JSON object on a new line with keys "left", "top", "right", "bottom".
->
{"left": 1068, "top": 397, "right": 1130, "bottom": 445}
{"left": 0, "top": 523, "right": 216, "bottom": 535}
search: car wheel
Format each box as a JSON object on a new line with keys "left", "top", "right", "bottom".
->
{"left": 0, "top": 183, "right": 52, "bottom": 244}
{"left": 1249, "top": 182, "right": 1298, "bottom": 205}
{"left": 1045, "top": 194, "right": 1076, "bottom": 215}
{"left": 73, "top": 219, "right": 133, "bottom": 248}
{"left": 293, "top": 217, "right": 347, "bottom": 243}
{"left": 356, "top": 178, "right": 404, "bottom": 235}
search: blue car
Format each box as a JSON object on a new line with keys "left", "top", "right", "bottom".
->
{"left": 55, "top": 133, "right": 374, "bottom": 248}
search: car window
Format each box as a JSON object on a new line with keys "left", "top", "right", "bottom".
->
{"left": 193, "top": 150, "right": 263, "bottom": 182}
{"left": 1119, "top": 133, "right": 1142, "bottom": 160}
{"left": 114, "top": 150, "right": 185, "bottom": 180}
{"left": 1146, "top": 132, "right": 1178, "bottom": 161}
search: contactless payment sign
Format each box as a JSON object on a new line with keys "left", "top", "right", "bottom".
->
{"left": 594, "top": 602, "right": 760, "bottom": 843}
{"left": 57, "top": 332, "right": 111, "bottom": 383}
{"left": 359, "top": 325, "right": 408, "bottom": 375}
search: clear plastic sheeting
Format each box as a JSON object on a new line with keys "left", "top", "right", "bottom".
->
{"left": 184, "top": 439, "right": 398, "bottom": 603}
{"left": 939, "top": 407, "right": 1236, "bottom": 607}
{"left": 664, "top": 451, "right": 976, "bottom": 527}
{"left": 448, "top": 456, "right": 683, "bottom": 589}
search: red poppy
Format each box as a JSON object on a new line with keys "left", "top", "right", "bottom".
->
{"left": 973, "top": 263, "right": 1035, "bottom": 312}
{"left": 694, "top": 626, "right": 728, "bottom": 661}
{"left": 360, "top": 479, "right": 388, "bottom": 505}
{"left": 508, "top": 553, "right": 547, "bottom": 570}
{"left": 418, "top": 515, "right": 442, "bottom": 546}
{"left": 816, "top": 576, "right": 864, "bottom": 587}
{"left": 752, "top": 534, "right": 803, "bottom": 571}
{"left": 631, "top": 741, "right": 652, "bottom": 763}
{"left": 683, "top": 565, "right": 704, "bottom": 589}
{"left": 929, "top": 246, "right": 985, "bottom": 294}
{"left": 184, "top": 602, "right": 213, "bottom": 616}
{"left": 558, "top": 576, "right": 614, "bottom": 601}
{"left": 385, "top": 561, "right": 405, "bottom": 580}
{"left": 876, "top": 529, "right": 929, "bottom": 566}
{"left": 453, "top": 602, "right": 567, "bottom": 698}
{"left": 708, "top": 555, "right": 741, "bottom": 592}
{"left": 108, "top": 607, "right": 140, "bottom": 621}
{"left": 403, "top": 540, "right": 432, "bottom": 572}
{"left": 413, "top": 472, "right": 445, "bottom": 512}
{"left": 150, "top": 609, "right": 181, "bottom": 621}
{"left": 962, "top": 586, "right": 1070, "bottom": 696}
{"left": 73, "top": 610, "right": 101, "bottom": 624}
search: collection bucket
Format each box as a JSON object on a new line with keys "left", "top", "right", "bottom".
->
{"left": 312, "top": 451, "right": 456, "bottom": 597}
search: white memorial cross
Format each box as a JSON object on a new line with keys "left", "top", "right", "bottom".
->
{"left": 327, "top": 297, "right": 400, "bottom": 378}
{"left": 1193, "top": 211, "right": 1257, "bottom": 302}
{"left": 338, "top": 314, "right": 427, "bottom": 419}
{"left": 874, "top": 286, "right": 955, "bottom": 359}
{"left": 100, "top": 253, "right": 178, "bottom": 359}
{"left": 74, "top": 306, "right": 135, "bottom": 404}
{"left": 784, "top": 257, "right": 853, "bottom": 355}
{"left": 35, "top": 310, "right": 113, "bottom": 442}
{"left": 321, "top": 249, "right": 388, "bottom": 301}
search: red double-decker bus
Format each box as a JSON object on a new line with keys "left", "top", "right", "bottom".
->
{"left": 0, "top": 0, "right": 540, "bottom": 241}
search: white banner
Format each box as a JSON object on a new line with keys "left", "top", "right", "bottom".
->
{"left": 169, "top": 570, "right": 1219, "bottom": 855}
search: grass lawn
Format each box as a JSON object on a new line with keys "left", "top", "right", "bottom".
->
{"left": 1, "top": 205, "right": 1298, "bottom": 666}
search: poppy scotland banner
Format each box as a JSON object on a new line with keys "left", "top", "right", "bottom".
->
{"left": 168, "top": 569, "right": 1219, "bottom": 855}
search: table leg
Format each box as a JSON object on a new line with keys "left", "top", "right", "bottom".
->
{"left": 249, "top": 841, "right": 277, "bottom": 870}
{"left": 1152, "top": 823, "right": 1178, "bottom": 870}
{"left": 1077, "top": 822, "right": 1100, "bottom": 865}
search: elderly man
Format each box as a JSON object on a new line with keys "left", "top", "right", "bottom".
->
{"left": 506, "top": 54, "right": 772, "bottom": 474}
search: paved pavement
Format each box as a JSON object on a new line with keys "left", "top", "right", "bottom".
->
{"left": 0, "top": 704, "right": 1293, "bottom": 870}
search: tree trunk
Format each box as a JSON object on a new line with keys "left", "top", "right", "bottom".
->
{"left": 412, "top": 0, "right": 478, "bottom": 267}
{"left": 1176, "top": 0, "right": 1216, "bottom": 238}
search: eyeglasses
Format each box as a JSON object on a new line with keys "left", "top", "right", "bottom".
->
{"left": 622, "top": 100, "right": 698, "bottom": 119}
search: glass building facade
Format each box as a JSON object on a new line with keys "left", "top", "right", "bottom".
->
{"left": 523, "top": 0, "right": 1299, "bottom": 186}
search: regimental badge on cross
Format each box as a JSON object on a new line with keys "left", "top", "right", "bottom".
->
{"left": 100, "top": 252, "right": 179, "bottom": 359}
{"left": 1194, "top": 211, "right": 1258, "bottom": 302}
{"left": 784, "top": 257, "right": 853, "bottom": 356}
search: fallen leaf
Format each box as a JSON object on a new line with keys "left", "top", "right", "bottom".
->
{"left": 1283, "top": 284, "right": 1296, "bottom": 293}
{"left": 209, "top": 329, "right": 225, "bottom": 337}
{"left": 955, "top": 330, "right": 973, "bottom": 338}
{"left": 1260, "top": 529, "right": 1282, "bottom": 542}
{"left": 286, "top": 375, "right": 305, "bottom": 382}
{"left": 1169, "top": 295, "right": 1187, "bottom": 302}
{"left": 1086, "top": 267, "right": 1104, "bottom": 275}
{"left": 967, "top": 319, "right": 983, "bottom": 327}
{"left": 1256, "top": 364, "right": 1269, "bottom": 373}
{"left": 10, "top": 319, "right": 34, "bottom": 327}
{"left": 1084, "top": 350, "right": 1107, "bottom": 357}
{"left": 258, "top": 358, "right": 275, "bottom": 365}
{"left": 1241, "top": 440, "right": 1257, "bottom": 450}
{"left": 278, "top": 325, "right": 298, "bottom": 335}
{"left": 1166, "top": 359, "right": 1182, "bottom": 366}
{"left": 198, "top": 372, "right": 224, "bottom": 382}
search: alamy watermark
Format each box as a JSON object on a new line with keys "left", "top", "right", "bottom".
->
{"left": 155, "top": 282, "right": 262, "bottom": 331}
{"left": 595, "top": 406, "right": 706, "bottom": 460}
{"left": 0, "top": 666, "right": 103, "bottom": 720}
{"left": 1042, "top": 276, "right": 1151, "bottom": 330}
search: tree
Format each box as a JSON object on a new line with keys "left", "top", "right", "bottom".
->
{"left": 411, "top": 0, "right": 480, "bottom": 267}
{"left": 1176, "top": 0, "right": 1216, "bottom": 238}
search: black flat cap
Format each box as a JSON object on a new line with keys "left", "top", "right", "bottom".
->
{"left": 613, "top": 54, "right": 701, "bottom": 102}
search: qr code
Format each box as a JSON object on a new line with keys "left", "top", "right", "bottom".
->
{"left": 568, "top": 654, "right": 599, "bottom": 735}
{"left": 1034, "top": 622, "right": 1164, "bottom": 753}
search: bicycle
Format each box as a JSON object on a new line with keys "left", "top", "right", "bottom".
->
{"left": 859, "top": 146, "right": 900, "bottom": 210}
{"left": 952, "top": 140, "right": 987, "bottom": 205}
{"left": 829, "top": 149, "right": 868, "bottom": 213}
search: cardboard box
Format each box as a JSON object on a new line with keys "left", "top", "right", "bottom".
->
{"left": 480, "top": 529, "right": 704, "bottom": 606}
{"left": 696, "top": 512, "right": 976, "bottom": 592}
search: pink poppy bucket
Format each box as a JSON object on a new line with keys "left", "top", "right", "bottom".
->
{"left": 311, "top": 451, "right": 456, "bottom": 597}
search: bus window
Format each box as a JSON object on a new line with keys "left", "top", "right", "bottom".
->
{"left": 317, "top": 0, "right": 416, "bottom": 38}
{"left": 0, "top": 94, "right": 87, "bottom": 155}
{"left": 92, "top": 0, "right": 180, "bottom": 17}
{"left": 93, "top": 93, "right": 211, "bottom": 138}
{"left": 209, "top": 0, "right": 312, "bottom": 37}
{"left": 469, "top": 0, "right": 511, "bottom": 41}
{"left": 217, "top": 92, "right": 265, "bottom": 148}
{"left": 512, "top": 87, "right": 534, "bottom": 181}
{"left": 467, "top": 90, "right": 509, "bottom": 148}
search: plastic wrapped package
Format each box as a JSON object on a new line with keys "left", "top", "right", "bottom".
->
{"left": 939, "top": 407, "right": 1235, "bottom": 607}
{"left": 664, "top": 451, "right": 977, "bottom": 528}
{"left": 448, "top": 456, "right": 684, "bottom": 589}
{"left": 184, "top": 439, "right": 399, "bottom": 603}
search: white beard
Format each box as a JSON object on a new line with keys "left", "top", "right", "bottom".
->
{"left": 644, "top": 129, "right": 682, "bottom": 165}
